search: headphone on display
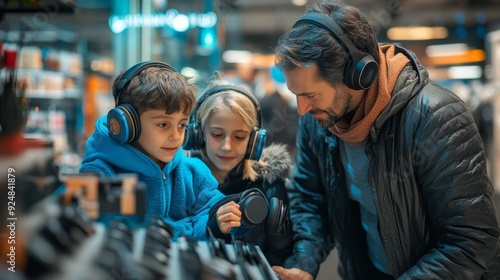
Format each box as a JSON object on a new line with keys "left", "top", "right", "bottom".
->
{"left": 292, "top": 12, "right": 379, "bottom": 90}
{"left": 183, "top": 85, "right": 267, "bottom": 161}
{"left": 107, "top": 61, "right": 178, "bottom": 144}
{"left": 208, "top": 188, "right": 289, "bottom": 235}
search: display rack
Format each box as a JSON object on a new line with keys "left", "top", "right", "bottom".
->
{"left": 0, "top": 0, "right": 77, "bottom": 18}
{"left": 2, "top": 45, "right": 85, "bottom": 155}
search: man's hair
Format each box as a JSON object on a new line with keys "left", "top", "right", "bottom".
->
{"left": 275, "top": 0, "right": 380, "bottom": 86}
{"left": 111, "top": 66, "right": 197, "bottom": 115}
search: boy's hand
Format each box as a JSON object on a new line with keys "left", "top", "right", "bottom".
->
{"left": 216, "top": 201, "right": 242, "bottom": 234}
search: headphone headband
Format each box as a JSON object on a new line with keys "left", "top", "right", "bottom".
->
{"left": 184, "top": 83, "right": 267, "bottom": 160}
{"left": 113, "top": 61, "right": 177, "bottom": 106}
{"left": 292, "top": 12, "right": 378, "bottom": 90}
{"left": 293, "top": 12, "right": 360, "bottom": 68}
{"left": 191, "top": 84, "right": 263, "bottom": 129}
{"left": 107, "top": 61, "right": 178, "bottom": 144}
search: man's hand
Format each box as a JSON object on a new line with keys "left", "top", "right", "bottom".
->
{"left": 272, "top": 266, "right": 314, "bottom": 280}
{"left": 216, "top": 201, "right": 241, "bottom": 234}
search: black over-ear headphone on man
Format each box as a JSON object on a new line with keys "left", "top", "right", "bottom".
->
{"left": 107, "top": 61, "right": 178, "bottom": 144}
{"left": 293, "top": 12, "right": 379, "bottom": 90}
{"left": 183, "top": 85, "right": 267, "bottom": 161}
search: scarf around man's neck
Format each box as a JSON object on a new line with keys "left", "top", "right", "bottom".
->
{"left": 330, "top": 45, "right": 410, "bottom": 146}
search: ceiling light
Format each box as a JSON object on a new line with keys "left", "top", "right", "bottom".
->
{"left": 428, "top": 49, "right": 485, "bottom": 66}
{"left": 172, "top": 14, "right": 189, "bottom": 32}
{"left": 90, "top": 60, "right": 102, "bottom": 71}
{"left": 448, "top": 65, "right": 482, "bottom": 79}
{"left": 426, "top": 43, "right": 468, "bottom": 57}
{"left": 387, "top": 26, "right": 448, "bottom": 40}
{"left": 292, "top": 0, "right": 308, "bottom": 6}
{"left": 222, "top": 50, "right": 252, "bottom": 64}
{"left": 181, "top": 67, "right": 200, "bottom": 83}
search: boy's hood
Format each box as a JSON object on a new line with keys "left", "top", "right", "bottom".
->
{"left": 81, "top": 116, "right": 182, "bottom": 177}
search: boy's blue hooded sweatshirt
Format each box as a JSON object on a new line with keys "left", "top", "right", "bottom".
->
{"left": 79, "top": 116, "right": 225, "bottom": 240}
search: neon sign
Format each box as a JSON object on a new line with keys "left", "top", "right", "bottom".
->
{"left": 109, "top": 9, "right": 217, "bottom": 34}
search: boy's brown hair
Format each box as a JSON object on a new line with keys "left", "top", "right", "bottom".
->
{"left": 112, "top": 66, "right": 197, "bottom": 115}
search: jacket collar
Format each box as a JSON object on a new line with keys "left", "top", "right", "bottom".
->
{"left": 369, "top": 44, "right": 430, "bottom": 142}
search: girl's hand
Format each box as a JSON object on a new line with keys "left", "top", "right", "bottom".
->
{"left": 216, "top": 201, "right": 242, "bottom": 234}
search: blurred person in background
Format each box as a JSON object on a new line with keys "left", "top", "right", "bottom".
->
{"left": 260, "top": 66, "right": 299, "bottom": 158}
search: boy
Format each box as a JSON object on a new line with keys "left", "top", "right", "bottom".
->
{"left": 79, "top": 61, "right": 242, "bottom": 239}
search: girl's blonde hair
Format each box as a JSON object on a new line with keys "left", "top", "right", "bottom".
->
{"left": 197, "top": 80, "right": 264, "bottom": 181}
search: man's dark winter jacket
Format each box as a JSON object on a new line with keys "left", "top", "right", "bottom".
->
{"left": 283, "top": 45, "right": 500, "bottom": 279}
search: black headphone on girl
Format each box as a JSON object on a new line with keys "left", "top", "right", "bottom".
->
{"left": 183, "top": 85, "right": 267, "bottom": 161}
{"left": 107, "top": 61, "right": 179, "bottom": 144}
{"left": 293, "top": 12, "right": 379, "bottom": 90}
{"left": 208, "top": 188, "right": 289, "bottom": 235}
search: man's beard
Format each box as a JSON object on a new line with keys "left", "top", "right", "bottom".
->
{"left": 311, "top": 110, "right": 338, "bottom": 129}
{"left": 312, "top": 85, "right": 351, "bottom": 129}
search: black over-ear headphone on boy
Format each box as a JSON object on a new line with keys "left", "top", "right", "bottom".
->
{"left": 183, "top": 85, "right": 267, "bottom": 161}
{"left": 293, "top": 12, "right": 379, "bottom": 90}
{"left": 107, "top": 61, "right": 178, "bottom": 144}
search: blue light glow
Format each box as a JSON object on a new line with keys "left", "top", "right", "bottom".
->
{"left": 109, "top": 9, "right": 217, "bottom": 34}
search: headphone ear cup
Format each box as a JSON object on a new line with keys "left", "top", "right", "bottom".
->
{"left": 183, "top": 122, "right": 204, "bottom": 150}
{"left": 238, "top": 188, "right": 269, "bottom": 227}
{"left": 107, "top": 104, "right": 141, "bottom": 144}
{"left": 244, "top": 128, "right": 267, "bottom": 161}
{"left": 182, "top": 126, "right": 189, "bottom": 147}
{"left": 344, "top": 54, "right": 378, "bottom": 90}
{"left": 357, "top": 56, "right": 379, "bottom": 89}
{"left": 122, "top": 103, "right": 141, "bottom": 142}
{"left": 266, "top": 197, "right": 289, "bottom": 235}
{"left": 266, "top": 197, "right": 281, "bottom": 234}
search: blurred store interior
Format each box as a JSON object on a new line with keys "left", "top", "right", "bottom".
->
{"left": 1, "top": 0, "right": 500, "bottom": 278}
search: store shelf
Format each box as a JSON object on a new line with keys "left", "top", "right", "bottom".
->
{"left": 0, "top": 0, "right": 77, "bottom": 15}
{"left": 4, "top": 47, "right": 86, "bottom": 154}
{"left": 25, "top": 90, "right": 81, "bottom": 100}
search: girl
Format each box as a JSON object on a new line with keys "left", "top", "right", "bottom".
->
{"left": 185, "top": 80, "right": 293, "bottom": 266}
